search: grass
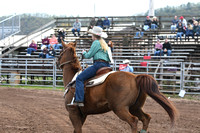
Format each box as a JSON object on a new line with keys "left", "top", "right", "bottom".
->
{"left": 1, "top": 85, "right": 199, "bottom": 100}
{"left": 0, "top": 85, "right": 64, "bottom": 91}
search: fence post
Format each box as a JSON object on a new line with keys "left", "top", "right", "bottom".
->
{"left": 180, "top": 62, "right": 184, "bottom": 91}
{"left": 25, "top": 59, "right": 28, "bottom": 85}
{"left": 114, "top": 60, "right": 116, "bottom": 71}
{"left": 53, "top": 59, "right": 56, "bottom": 89}
{"left": 0, "top": 57, "right": 1, "bottom": 82}
{"left": 160, "top": 61, "right": 163, "bottom": 87}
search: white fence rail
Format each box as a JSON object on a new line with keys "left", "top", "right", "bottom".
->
{"left": 0, "top": 58, "right": 199, "bottom": 94}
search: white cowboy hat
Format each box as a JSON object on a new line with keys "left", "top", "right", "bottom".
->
{"left": 123, "top": 59, "right": 130, "bottom": 64}
{"left": 88, "top": 26, "right": 108, "bottom": 38}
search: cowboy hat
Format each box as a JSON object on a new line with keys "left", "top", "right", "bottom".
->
{"left": 88, "top": 26, "right": 108, "bottom": 38}
{"left": 123, "top": 59, "right": 130, "bottom": 64}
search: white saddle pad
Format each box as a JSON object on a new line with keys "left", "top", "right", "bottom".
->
{"left": 86, "top": 71, "right": 115, "bottom": 87}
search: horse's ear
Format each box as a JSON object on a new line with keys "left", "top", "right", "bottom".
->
{"left": 61, "top": 40, "right": 67, "bottom": 48}
{"left": 72, "top": 41, "right": 77, "bottom": 48}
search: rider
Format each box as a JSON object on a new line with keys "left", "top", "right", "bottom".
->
{"left": 68, "top": 26, "right": 111, "bottom": 107}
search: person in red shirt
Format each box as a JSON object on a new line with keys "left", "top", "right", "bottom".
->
{"left": 49, "top": 35, "right": 58, "bottom": 49}
{"left": 26, "top": 40, "right": 37, "bottom": 56}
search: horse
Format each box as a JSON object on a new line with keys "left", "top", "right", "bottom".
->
{"left": 57, "top": 41, "right": 178, "bottom": 133}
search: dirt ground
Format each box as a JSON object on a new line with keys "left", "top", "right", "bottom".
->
{"left": 0, "top": 87, "right": 199, "bottom": 133}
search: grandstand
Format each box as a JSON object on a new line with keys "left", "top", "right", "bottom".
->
{"left": 0, "top": 16, "right": 200, "bottom": 94}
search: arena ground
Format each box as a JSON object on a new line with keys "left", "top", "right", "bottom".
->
{"left": 0, "top": 87, "right": 199, "bottom": 133}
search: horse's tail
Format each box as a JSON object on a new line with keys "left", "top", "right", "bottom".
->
{"left": 135, "top": 74, "right": 179, "bottom": 126}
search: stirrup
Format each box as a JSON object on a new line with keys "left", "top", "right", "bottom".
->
{"left": 67, "top": 97, "right": 75, "bottom": 106}
{"left": 67, "top": 97, "right": 84, "bottom": 107}
{"left": 67, "top": 102, "right": 84, "bottom": 107}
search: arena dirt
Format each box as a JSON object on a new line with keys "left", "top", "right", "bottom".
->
{"left": 0, "top": 87, "right": 199, "bottom": 133}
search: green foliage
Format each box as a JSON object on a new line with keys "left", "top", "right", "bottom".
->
{"left": 154, "top": 2, "right": 200, "bottom": 16}
{"left": 0, "top": 85, "right": 64, "bottom": 91}
{"left": 19, "top": 13, "right": 54, "bottom": 35}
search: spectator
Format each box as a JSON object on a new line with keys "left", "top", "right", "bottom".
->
{"left": 171, "top": 16, "right": 178, "bottom": 33}
{"left": 72, "top": 18, "right": 81, "bottom": 36}
{"left": 179, "top": 16, "right": 187, "bottom": 30}
{"left": 134, "top": 29, "right": 144, "bottom": 39}
{"left": 176, "top": 22, "right": 184, "bottom": 41}
{"left": 151, "top": 16, "right": 158, "bottom": 30}
{"left": 108, "top": 40, "right": 114, "bottom": 52}
{"left": 39, "top": 47, "right": 48, "bottom": 58}
{"left": 26, "top": 40, "right": 37, "bottom": 56}
{"left": 188, "top": 17, "right": 196, "bottom": 25}
{"left": 193, "top": 21, "right": 200, "bottom": 40}
{"left": 96, "top": 17, "right": 103, "bottom": 28}
{"left": 119, "top": 59, "right": 134, "bottom": 72}
{"left": 46, "top": 45, "right": 56, "bottom": 58}
{"left": 49, "top": 34, "right": 58, "bottom": 49}
{"left": 103, "top": 17, "right": 110, "bottom": 30}
{"left": 162, "top": 39, "right": 172, "bottom": 56}
{"left": 56, "top": 29, "right": 65, "bottom": 49}
{"left": 143, "top": 16, "right": 151, "bottom": 31}
{"left": 41, "top": 36, "right": 50, "bottom": 48}
{"left": 185, "top": 23, "right": 194, "bottom": 41}
{"left": 154, "top": 39, "right": 162, "bottom": 56}
{"left": 57, "top": 29, "right": 65, "bottom": 43}
{"left": 88, "top": 17, "right": 96, "bottom": 31}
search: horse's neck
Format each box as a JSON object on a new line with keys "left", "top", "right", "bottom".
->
{"left": 63, "top": 66, "right": 77, "bottom": 87}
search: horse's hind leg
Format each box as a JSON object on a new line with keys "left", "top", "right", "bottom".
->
{"left": 130, "top": 108, "right": 151, "bottom": 132}
{"left": 113, "top": 107, "right": 138, "bottom": 133}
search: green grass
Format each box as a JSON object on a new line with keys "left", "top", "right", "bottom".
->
{"left": 0, "top": 85, "right": 64, "bottom": 91}
{"left": 1, "top": 85, "right": 199, "bottom": 100}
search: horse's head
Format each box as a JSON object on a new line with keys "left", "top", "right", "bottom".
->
{"left": 57, "top": 40, "right": 81, "bottom": 71}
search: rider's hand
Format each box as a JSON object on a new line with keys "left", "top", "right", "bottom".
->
{"left": 82, "top": 49, "right": 86, "bottom": 53}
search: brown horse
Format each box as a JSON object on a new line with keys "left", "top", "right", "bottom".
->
{"left": 58, "top": 41, "right": 178, "bottom": 133}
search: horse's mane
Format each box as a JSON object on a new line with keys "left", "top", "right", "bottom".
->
{"left": 67, "top": 43, "right": 82, "bottom": 72}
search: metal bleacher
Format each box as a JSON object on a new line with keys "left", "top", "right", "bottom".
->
{"left": 0, "top": 14, "right": 20, "bottom": 40}
{"left": 0, "top": 16, "right": 200, "bottom": 93}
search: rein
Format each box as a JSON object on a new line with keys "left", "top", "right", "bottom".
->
{"left": 59, "top": 60, "right": 74, "bottom": 68}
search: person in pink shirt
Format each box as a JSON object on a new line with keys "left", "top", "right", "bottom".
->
{"left": 154, "top": 39, "right": 162, "bottom": 56}
{"left": 49, "top": 34, "right": 58, "bottom": 49}
{"left": 26, "top": 40, "right": 37, "bottom": 56}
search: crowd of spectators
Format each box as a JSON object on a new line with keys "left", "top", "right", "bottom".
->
{"left": 26, "top": 33, "right": 65, "bottom": 58}
{"left": 154, "top": 39, "right": 172, "bottom": 57}
{"left": 169, "top": 16, "right": 200, "bottom": 41}
{"left": 25, "top": 16, "right": 200, "bottom": 61}
{"left": 143, "top": 16, "right": 159, "bottom": 31}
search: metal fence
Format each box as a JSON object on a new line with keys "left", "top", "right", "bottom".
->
{"left": 0, "top": 58, "right": 199, "bottom": 94}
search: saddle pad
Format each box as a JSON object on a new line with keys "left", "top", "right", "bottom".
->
{"left": 86, "top": 71, "right": 115, "bottom": 87}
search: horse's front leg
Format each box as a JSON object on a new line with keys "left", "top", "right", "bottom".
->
{"left": 68, "top": 107, "right": 87, "bottom": 133}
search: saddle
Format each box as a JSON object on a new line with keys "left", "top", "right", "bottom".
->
{"left": 85, "top": 67, "right": 113, "bottom": 87}
{"left": 95, "top": 67, "right": 112, "bottom": 76}
{"left": 64, "top": 67, "right": 113, "bottom": 96}
{"left": 63, "top": 67, "right": 114, "bottom": 97}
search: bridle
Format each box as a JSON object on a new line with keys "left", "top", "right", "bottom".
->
{"left": 58, "top": 47, "right": 76, "bottom": 68}
{"left": 59, "top": 60, "right": 74, "bottom": 68}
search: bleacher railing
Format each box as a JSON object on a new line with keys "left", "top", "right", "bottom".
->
{"left": 0, "top": 14, "right": 20, "bottom": 40}
{"left": 55, "top": 16, "right": 200, "bottom": 30}
{"left": 0, "top": 58, "right": 199, "bottom": 94}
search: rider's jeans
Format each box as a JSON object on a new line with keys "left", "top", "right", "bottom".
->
{"left": 75, "top": 61, "right": 110, "bottom": 102}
